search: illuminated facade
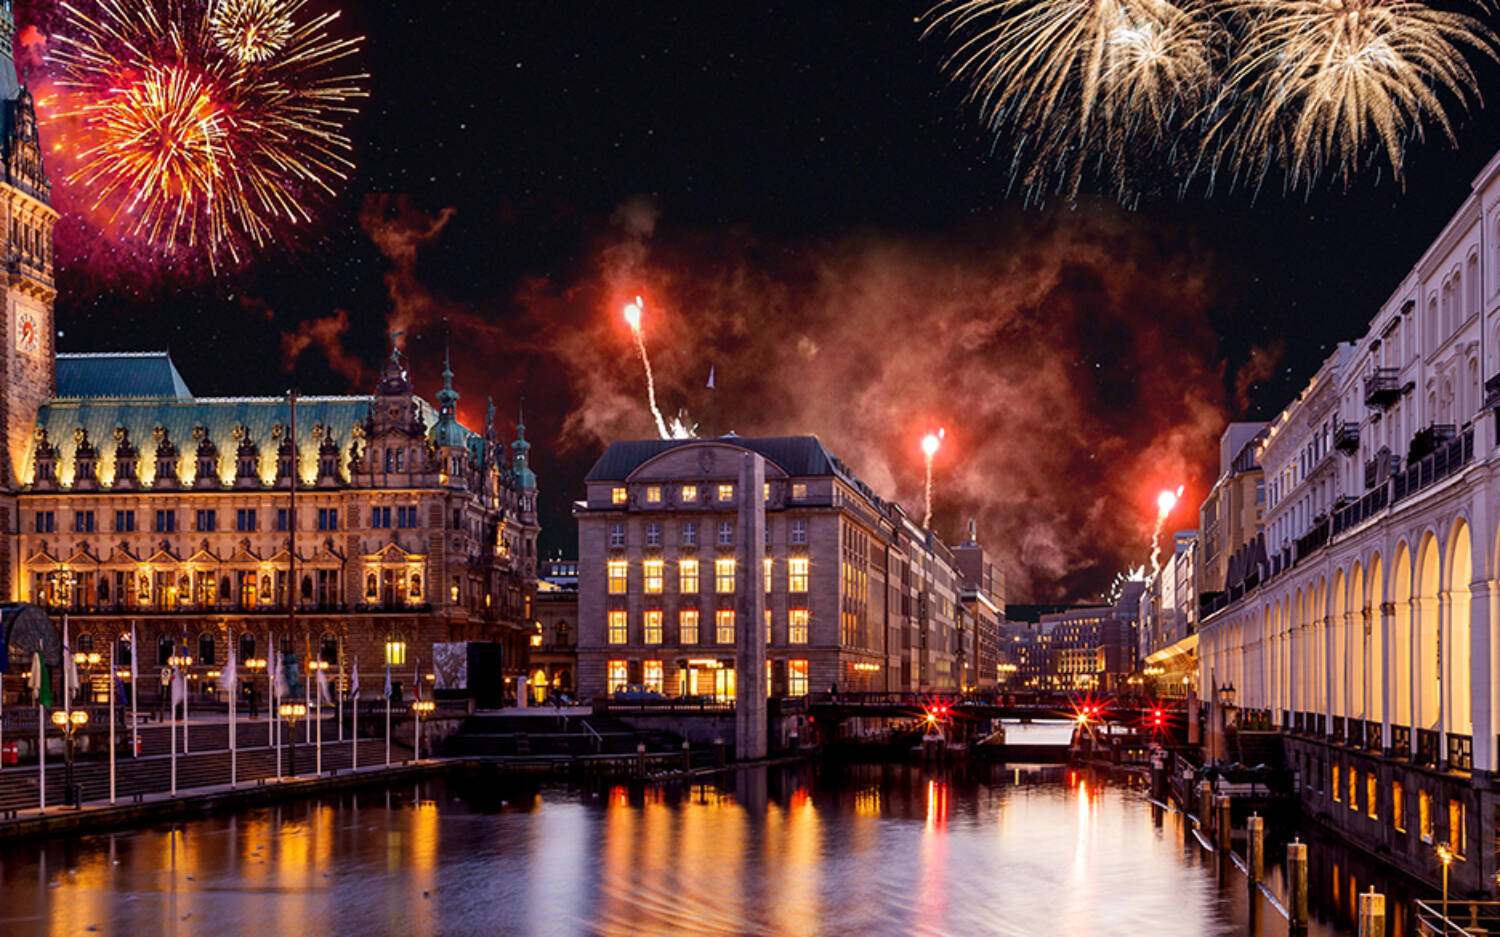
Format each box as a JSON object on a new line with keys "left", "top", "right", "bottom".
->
{"left": 574, "top": 436, "right": 965, "bottom": 700}
{"left": 1197, "top": 147, "right": 1500, "bottom": 892}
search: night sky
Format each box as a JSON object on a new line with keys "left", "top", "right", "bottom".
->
{"left": 22, "top": 1, "right": 1500, "bottom": 601}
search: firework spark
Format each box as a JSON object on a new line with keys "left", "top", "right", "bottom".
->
{"left": 1213, "top": 0, "right": 1497, "bottom": 191}
{"left": 922, "top": 428, "right": 945, "bottom": 529}
{"left": 47, "top": 0, "right": 367, "bottom": 266}
{"left": 623, "top": 296, "right": 672, "bottom": 440}
{"left": 1149, "top": 485, "right": 1183, "bottom": 575}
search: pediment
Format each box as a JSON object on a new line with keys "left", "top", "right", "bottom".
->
{"left": 24, "top": 547, "right": 58, "bottom": 566}
{"left": 362, "top": 540, "right": 424, "bottom": 563}
{"left": 629, "top": 442, "right": 792, "bottom": 482}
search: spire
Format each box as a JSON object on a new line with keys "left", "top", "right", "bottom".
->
{"left": 512, "top": 400, "right": 536, "bottom": 490}
{"left": 429, "top": 339, "right": 466, "bottom": 450}
{"left": 436, "top": 340, "right": 458, "bottom": 408}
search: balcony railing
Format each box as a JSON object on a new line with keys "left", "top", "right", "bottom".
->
{"left": 1334, "top": 422, "right": 1360, "bottom": 454}
{"left": 1447, "top": 733, "right": 1473, "bottom": 772}
{"left": 1391, "top": 426, "right": 1474, "bottom": 504}
{"left": 1366, "top": 720, "right": 1382, "bottom": 752}
{"left": 1332, "top": 484, "right": 1389, "bottom": 536}
{"left": 1416, "top": 728, "right": 1439, "bottom": 767}
{"left": 1391, "top": 724, "right": 1411, "bottom": 759}
{"left": 1363, "top": 368, "right": 1403, "bottom": 408}
{"left": 1332, "top": 715, "right": 1346, "bottom": 743}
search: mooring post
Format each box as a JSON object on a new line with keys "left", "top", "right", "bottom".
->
{"left": 1216, "top": 795, "right": 1232, "bottom": 851}
{"left": 1357, "top": 888, "right": 1385, "bottom": 937}
{"left": 681, "top": 739, "right": 691, "bottom": 772}
{"left": 1288, "top": 839, "right": 1309, "bottom": 931}
{"left": 1197, "top": 779, "right": 1212, "bottom": 830}
{"left": 1247, "top": 813, "right": 1264, "bottom": 884}
{"left": 635, "top": 742, "right": 646, "bottom": 779}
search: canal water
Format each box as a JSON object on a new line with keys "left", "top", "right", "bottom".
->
{"left": 0, "top": 727, "right": 1429, "bottom": 937}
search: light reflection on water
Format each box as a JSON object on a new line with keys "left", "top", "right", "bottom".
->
{"left": 0, "top": 759, "right": 1396, "bottom": 937}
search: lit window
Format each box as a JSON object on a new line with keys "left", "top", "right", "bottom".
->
{"left": 1348, "top": 768, "right": 1358, "bottom": 811}
{"left": 1367, "top": 774, "right": 1378, "bottom": 820}
{"left": 765, "top": 608, "right": 772, "bottom": 642}
{"left": 607, "top": 560, "right": 628, "bottom": 595}
{"left": 788, "top": 659, "right": 809, "bottom": 697}
{"left": 646, "top": 486, "right": 662, "bottom": 504}
{"left": 643, "top": 610, "right": 663, "bottom": 644}
{"left": 608, "top": 611, "right": 628, "bottom": 644}
{"left": 715, "top": 558, "right": 736, "bottom": 593}
{"left": 1449, "top": 799, "right": 1466, "bottom": 856}
{"left": 1393, "top": 781, "right": 1406, "bottom": 832}
{"left": 791, "top": 520, "right": 807, "bottom": 544}
{"left": 607, "top": 660, "right": 628, "bottom": 693}
{"left": 643, "top": 660, "right": 664, "bottom": 693}
{"left": 609, "top": 523, "right": 626, "bottom": 548}
{"left": 789, "top": 609, "right": 809, "bottom": 644}
{"left": 792, "top": 483, "right": 807, "bottom": 500}
{"left": 611, "top": 487, "right": 627, "bottom": 505}
{"left": 681, "top": 484, "right": 698, "bottom": 502}
{"left": 715, "top": 609, "right": 735, "bottom": 644}
{"left": 717, "top": 484, "right": 734, "bottom": 501}
{"left": 682, "top": 521, "right": 697, "bottom": 546}
{"left": 1332, "top": 764, "right": 1341, "bottom": 803}
{"left": 680, "top": 609, "right": 700, "bottom": 644}
{"left": 1419, "top": 790, "right": 1433, "bottom": 843}
{"left": 763, "top": 482, "right": 770, "bottom": 501}
{"left": 643, "top": 559, "right": 664, "bottom": 593}
{"left": 789, "top": 557, "right": 810, "bottom": 592}
{"left": 645, "top": 522, "right": 661, "bottom": 546}
{"left": 384, "top": 639, "right": 407, "bottom": 666}
{"left": 764, "top": 557, "right": 773, "bottom": 593}
{"left": 679, "top": 558, "right": 700, "bottom": 593}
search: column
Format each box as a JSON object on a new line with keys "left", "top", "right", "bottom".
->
{"left": 1380, "top": 602, "right": 1394, "bottom": 749}
{"left": 1471, "top": 580, "right": 1494, "bottom": 772}
{"left": 734, "top": 452, "right": 767, "bottom": 761}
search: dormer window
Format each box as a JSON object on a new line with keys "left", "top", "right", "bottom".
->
{"left": 35, "top": 459, "right": 54, "bottom": 481}
{"left": 116, "top": 459, "right": 136, "bottom": 483}
{"left": 76, "top": 458, "right": 95, "bottom": 481}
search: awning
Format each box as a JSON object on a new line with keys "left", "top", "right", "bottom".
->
{"left": 1145, "top": 633, "right": 1198, "bottom": 671}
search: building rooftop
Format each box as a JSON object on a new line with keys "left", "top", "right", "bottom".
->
{"left": 56, "top": 351, "right": 193, "bottom": 400}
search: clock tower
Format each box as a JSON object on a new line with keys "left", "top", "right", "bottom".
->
{"left": 0, "top": 0, "right": 57, "bottom": 491}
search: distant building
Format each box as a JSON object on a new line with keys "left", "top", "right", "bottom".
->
{"left": 530, "top": 558, "right": 578, "bottom": 700}
{"left": 573, "top": 436, "right": 967, "bottom": 700}
{"left": 953, "top": 520, "right": 1004, "bottom": 689}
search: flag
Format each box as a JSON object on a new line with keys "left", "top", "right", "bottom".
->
{"left": 273, "top": 659, "right": 288, "bottom": 703}
{"left": 171, "top": 668, "right": 186, "bottom": 707}
{"left": 129, "top": 623, "right": 138, "bottom": 686}
{"left": 62, "top": 619, "right": 77, "bottom": 703}
{"left": 30, "top": 651, "right": 52, "bottom": 708}
{"left": 382, "top": 663, "right": 391, "bottom": 700}
{"left": 707, "top": 366, "right": 715, "bottom": 389}
{"left": 218, "top": 648, "right": 238, "bottom": 694}
{"left": 412, "top": 662, "right": 420, "bottom": 701}
{"left": 317, "top": 666, "right": 332, "bottom": 705}
{"left": 350, "top": 660, "right": 361, "bottom": 700}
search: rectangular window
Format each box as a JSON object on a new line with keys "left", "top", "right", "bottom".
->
{"left": 645, "top": 523, "right": 661, "bottom": 547}
{"left": 681, "top": 522, "right": 697, "bottom": 546}
{"left": 764, "top": 556, "right": 773, "bottom": 593}
{"left": 718, "top": 521, "right": 734, "bottom": 546}
{"left": 643, "top": 559, "right": 664, "bottom": 594}
{"left": 34, "top": 511, "right": 54, "bottom": 533}
{"left": 236, "top": 508, "right": 256, "bottom": 532}
{"left": 607, "top": 659, "right": 628, "bottom": 692}
{"left": 1420, "top": 790, "right": 1434, "bottom": 843}
{"left": 114, "top": 510, "right": 135, "bottom": 532}
{"left": 74, "top": 510, "right": 95, "bottom": 533}
{"left": 276, "top": 508, "right": 289, "bottom": 531}
{"left": 715, "top": 558, "right": 736, "bottom": 593}
{"left": 679, "top": 558, "right": 700, "bottom": 593}
{"left": 611, "top": 487, "right": 627, "bottom": 505}
{"left": 792, "top": 483, "right": 807, "bottom": 500}
{"left": 1393, "top": 781, "right": 1406, "bottom": 832}
{"left": 646, "top": 486, "right": 662, "bottom": 504}
{"left": 607, "top": 610, "right": 628, "bottom": 644}
{"left": 609, "top": 523, "right": 626, "bottom": 548}
{"left": 1332, "top": 764, "right": 1341, "bottom": 802}
{"left": 716, "top": 609, "right": 735, "bottom": 644}
{"left": 396, "top": 505, "right": 417, "bottom": 528}
{"left": 1367, "top": 773, "right": 1378, "bottom": 820}
{"left": 788, "top": 659, "right": 809, "bottom": 696}
{"left": 789, "top": 609, "right": 810, "bottom": 644}
{"left": 317, "top": 508, "right": 338, "bottom": 531}
{"left": 1449, "top": 799, "right": 1466, "bottom": 857}
{"left": 607, "top": 560, "right": 628, "bottom": 595}
{"left": 681, "top": 484, "right": 697, "bottom": 503}
{"left": 791, "top": 520, "right": 807, "bottom": 545}
{"left": 155, "top": 509, "right": 176, "bottom": 533}
{"left": 1348, "top": 767, "right": 1358, "bottom": 811}
{"left": 643, "top": 610, "right": 663, "bottom": 644}
{"left": 763, "top": 482, "right": 770, "bottom": 501}
{"left": 643, "top": 660, "right": 664, "bottom": 693}
{"left": 371, "top": 506, "right": 392, "bottom": 528}
{"left": 789, "top": 556, "right": 810, "bottom": 592}
{"left": 196, "top": 509, "right": 216, "bottom": 532}
{"left": 679, "top": 609, "right": 700, "bottom": 644}
{"left": 385, "top": 640, "right": 407, "bottom": 666}
{"left": 717, "top": 484, "right": 734, "bottom": 502}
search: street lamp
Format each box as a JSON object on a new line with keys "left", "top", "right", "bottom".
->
{"left": 50, "top": 709, "right": 88, "bottom": 808}
{"left": 412, "top": 699, "right": 435, "bottom": 760}
{"left": 279, "top": 702, "right": 307, "bottom": 775}
{"left": 244, "top": 658, "right": 266, "bottom": 718}
{"left": 1436, "top": 841, "right": 1456, "bottom": 930}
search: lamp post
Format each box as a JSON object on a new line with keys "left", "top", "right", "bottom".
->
{"left": 412, "top": 699, "right": 435, "bottom": 761}
{"left": 51, "top": 709, "right": 88, "bottom": 808}
{"left": 1436, "top": 842, "right": 1455, "bottom": 932}
{"left": 244, "top": 657, "right": 266, "bottom": 719}
{"left": 73, "top": 652, "right": 101, "bottom": 704}
{"left": 279, "top": 701, "right": 306, "bottom": 776}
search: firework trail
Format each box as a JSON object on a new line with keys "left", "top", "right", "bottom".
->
{"left": 46, "top": 0, "right": 367, "bottom": 266}
{"left": 623, "top": 297, "right": 672, "bottom": 440}
{"left": 922, "top": 429, "right": 945, "bottom": 529}
{"left": 1149, "top": 486, "right": 1183, "bottom": 576}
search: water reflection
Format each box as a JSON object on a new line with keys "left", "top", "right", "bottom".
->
{"left": 0, "top": 762, "right": 1413, "bottom": 937}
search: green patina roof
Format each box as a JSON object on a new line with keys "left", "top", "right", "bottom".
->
{"left": 56, "top": 352, "right": 193, "bottom": 400}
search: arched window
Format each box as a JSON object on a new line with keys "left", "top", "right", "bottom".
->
{"left": 1428, "top": 298, "right": 1440, "bottom": 351}
{"left": 319, "top": 633, "right": 339, "bottom": 664}
{"left": 157, "top": 635, "right": 174, "bottom": 666}
{"left": 117, "top": 635, "right": 131, "bottom": 669}
{"left": 239, "top": 632, "right": 256, "bottom": 662}
{"left": 198, "top": 632, "right": 216, "bottom": 666}
{"left": 1442, "top": 281, "right": 1454, "bottom": 338}
{"left": 1468, "top": 254, "right": 1481, "bottom": 319}
{"left": 77, "top": 631, "right": 94, "bottom": 653}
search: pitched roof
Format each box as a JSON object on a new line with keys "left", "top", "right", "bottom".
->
{"left": 56, "top": 352, "right": 193, "bottom": 399}
{"left": 585, "top": 435, "right": 842, "bottom": 482}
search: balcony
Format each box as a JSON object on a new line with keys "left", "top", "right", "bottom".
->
{"left": 1365, "top": 720, "right": 1382, "bottom": 752}
{"left": 1293, "top": 516, "right": 1330, "bottom": 564}
{"left": 1363, "top": 368, "right": 1404, "bottom": 409}
{"left": 1485, "top": 373, "right": 1500, "bottom": 411}
{"left": 1391, "top": 426, "right": 1473, "bottom": 504}
{"left": 1334, "top": 421, "right": 1360, "bottom": 454}
{"left": 1415, "top": 728, "right": 1439, "bottom": 767}
{"left": 1391, "top": 724, "right": 1411, "bottom": 758}
{"left": 1331, "top": 484, "right": 1389, "bottom": 536}
{"left": 1447, "top": 733, "right": 1473, "bottom": 772}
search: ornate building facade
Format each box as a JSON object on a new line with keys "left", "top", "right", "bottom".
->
{"left": 0, "top": 0, "right": 540, "bottom": 701}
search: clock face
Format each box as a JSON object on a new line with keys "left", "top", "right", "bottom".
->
{"left": 16, "top": 303, "right": 39, "bottom": 356}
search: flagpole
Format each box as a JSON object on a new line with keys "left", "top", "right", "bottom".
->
{"left": 129, "top": 623, "right": 138, "bottom": 759}
{"left": 315, "top": 664, "right": 322, "bottom": 777}
{"left": 108, "top": 642, "right": 116, "bottom": 805}
{"left": 384, "top": 664, "right": 391, "bottom": 768}
{"left": 352, "top": 657, "right": 359, "bottom": 772}
{"left": 37, "top": 699, "right": 44, "bottom": 813}
{"left": 229, "top": 651, "right": 237, "bottom": 789}
{"left": 337, "top": 640, "right": 345, "bottom": 743}
{"left": 182, "top": 634, "right": 189, "bottom": 755}
{"left": 169, "top": 666, "right": 177, "bottom": 797}
{"left": 273, "top": 632, "right": 281, "bottom": 781}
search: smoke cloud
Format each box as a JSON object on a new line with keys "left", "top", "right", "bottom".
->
{"left": 280, "top": 308, "right": 365, "bottom": 387}
{"left": 359, "top": 194, "right": 460, "bottom": 345}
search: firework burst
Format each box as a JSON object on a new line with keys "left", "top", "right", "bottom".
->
{"left": 47, "top": 0, "right": 367, "bottom": 267}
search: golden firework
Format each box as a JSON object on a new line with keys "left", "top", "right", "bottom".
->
{"left": 209, "top": 0, "right": 295, "bottom": 63}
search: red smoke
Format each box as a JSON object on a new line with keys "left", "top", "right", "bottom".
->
{"left": 280, "top": 308, "right": 365, "bottom": 386}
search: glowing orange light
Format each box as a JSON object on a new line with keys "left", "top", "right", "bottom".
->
{"left": 623, "top": 296, "right": 643, "bottom": 330}
{"left": 1156, "top": 488, "right": 1179, "bottom": 515}
{"left": 922, "top": 430, "right": 943, "bottom": 458}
